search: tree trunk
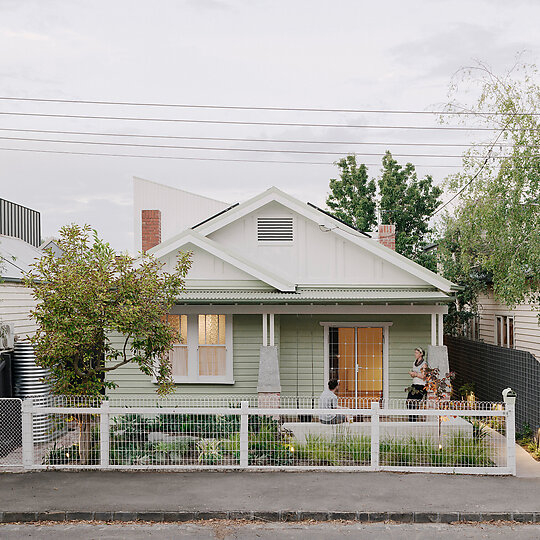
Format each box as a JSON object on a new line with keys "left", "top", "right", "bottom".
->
{"left": 78, "top": 414, "right": 93, "bottom": 465}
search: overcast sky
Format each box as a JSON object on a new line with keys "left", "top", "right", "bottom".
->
{"left": 0, "top": 0, "right": 539, "bottom": 252}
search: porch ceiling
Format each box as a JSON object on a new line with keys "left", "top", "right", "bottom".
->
{"left": 177, "top": 287, "right": 452, "bottom": 304}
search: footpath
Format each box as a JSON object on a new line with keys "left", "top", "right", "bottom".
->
{"left": 1, "top": 470, "right": 540, "bottom": 524}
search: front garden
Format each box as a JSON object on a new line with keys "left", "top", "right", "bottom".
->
{"left": 41, "top": 412, "right": 496, "bottom": 468}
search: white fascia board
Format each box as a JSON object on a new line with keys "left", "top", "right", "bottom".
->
{"left": 331, "top": 228, "right": 455, "bottom": 293}
{"left": 149, "top": 230, "right": 296, "bottom": 292}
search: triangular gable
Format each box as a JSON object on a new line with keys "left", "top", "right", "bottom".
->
{"left": 149, "top": 230, "right": 295, "bottom": 292}
{"left": 191, "top": 187, "right": 456, "bottom": 293}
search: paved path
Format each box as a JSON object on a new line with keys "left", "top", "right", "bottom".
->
{"left": 1, "top": 522, "right": 540, "bottom": 539}
{"left": 1, "top": 471, "right": 539, "bottom": 515}
{"left": 516, "top": 444, "right": 540, "bottom": 478}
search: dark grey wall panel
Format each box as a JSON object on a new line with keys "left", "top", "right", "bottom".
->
{"left": 446, "top": 335, "right": 540, "bottom": 433}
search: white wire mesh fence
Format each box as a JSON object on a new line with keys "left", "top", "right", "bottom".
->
{"left": 0, "top": 395, "right": 514, "bottom": 474}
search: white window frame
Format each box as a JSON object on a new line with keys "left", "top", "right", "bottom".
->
{"left": 154, "top": 313, "right": 234, "bottom": 384}
{"left": 495, "top": 314, "right": 514, "bottom": 349}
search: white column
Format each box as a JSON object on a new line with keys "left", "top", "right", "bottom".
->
{"left": 370, "top": 401, "right": 380, "bottom": 470}
{"left": 239, "top": 401, "right": 249, "bottom": 467}
{"left": 22, "top": 399, "right": 34, "bottom": 469}
{"left": 99, "top": 401, "right": 110, "bottom": 468}
{"left": 262, "top": 313, "right": 268, "bottom": 346}
{"left": 431, "top": 313, "right": 437, "bottom": 346}
{"left": 437, "top": 313, "right": 444, "bottom": 346}
{"left": 269, "top": 314, "right": 275, "bottom": 346}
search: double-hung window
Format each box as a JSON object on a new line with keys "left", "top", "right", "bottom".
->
{"left": 496, "top": 315, "right": 514, "bottom": 348}
{"left": 161, "top": 313, "right": 233, "bottom": 383}
{"left": 165, "top": 314, "right": 188, "bottom": 377}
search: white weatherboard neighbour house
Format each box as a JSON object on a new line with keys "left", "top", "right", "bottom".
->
{"left": 107, "top": 184, "right": 458, "bottom": 404}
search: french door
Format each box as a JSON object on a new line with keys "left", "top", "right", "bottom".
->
{"left": 328, "top": 326, "right": 383, "bottom": 404}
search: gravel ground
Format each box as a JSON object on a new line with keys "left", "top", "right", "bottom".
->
{"left": 1, "top": 521, "right": 540, "bottom": 539}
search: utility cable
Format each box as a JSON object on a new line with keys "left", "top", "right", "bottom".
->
{"left": 0, "top": 145, "right": 465, "bottom": 167}
{"left": 0, "top": 134, "right": 514, "bottom": 159}
{"left": 0, "top": 110, "right": 511, "bottom": 131}
{"left": 0, "top": 127, "right": 528, "bottom": 149}
{"left": 0, "top": 96, "right": 537, "bottom": 116}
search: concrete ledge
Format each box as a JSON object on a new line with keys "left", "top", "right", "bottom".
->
{"left": 0, "top": 510, "right": 538, "bottom": 523}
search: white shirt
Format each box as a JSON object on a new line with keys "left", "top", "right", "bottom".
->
{"left": 319, "top": 388, "right": 338, "bottom": 421}
{"left": 412, "top": 358, "right": 426, "bottom": 386}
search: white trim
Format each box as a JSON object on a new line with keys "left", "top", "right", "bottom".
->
{"left": 431, "top": 313, "right": 436, "bottom": 346}
{"left": 149, "top": 230, "right": 295, "bottom": 292}
{"left": 192, "top": 187, "right": 456, "bottom": 293}
{"left": 156, "top": 313, "right": 234, "bottom": 384}
{"left": 262, "top": 313, "right": 268, "bottom": 346}
{"left": 173, "top": 305, "right": 448, "bottom": 315}
{"left": 437, "top": 313, "right": 444, "bottom": 346}
{"left": 269, "top": 313, "right": 275, "bottom": 346}
{"left": 322, "top": 322, "right": 391, "bottom": 401}
{"left": 383, "top": 326, "right": 389, "bottom": 401}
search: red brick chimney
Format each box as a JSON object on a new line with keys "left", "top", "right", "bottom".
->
{"left": 141, "top": 209, "right": 161, "bottom": 252}
{"left": 378, "top": 224, "right": 395, "bottom": 250}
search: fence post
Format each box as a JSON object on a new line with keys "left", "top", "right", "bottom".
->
{"left": 370, "top": 401, "right": 380, "bottom": 471}
{"left": 240, "top": 400, "right": 249, "bottom": 467}
{"left": 502, "top": 389, "right": 516, "bottom": 475}
{"left": 22, "top": 399, "right": 34, "bottom": 469}
{"left": 100, "top": 401, "right": 110, "bottom": 468}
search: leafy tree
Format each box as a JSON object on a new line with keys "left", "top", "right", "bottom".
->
{"left": 438, "top": 60, "right": 540, "bottom": 327}
{"left": 379, "top": 151, "right": 442, "bottom": 269}
{"left": 326, "top": 155, "right": 377, "bottom": 231}
{"left": 26, "top": 224, "right": 192, "bottom": 397}
{"left": 326, "top": 152, "right": 442, "bottom": 270}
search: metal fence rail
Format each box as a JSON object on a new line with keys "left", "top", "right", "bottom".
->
{"left": 7, "top": 395, "right": 515, "bottom": 475}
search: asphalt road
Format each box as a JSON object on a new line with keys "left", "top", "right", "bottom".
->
{"left": 1, "top": 522, "right": 540, "bottom": 539}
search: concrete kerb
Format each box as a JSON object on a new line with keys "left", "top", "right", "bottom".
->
{"left": 0, "top": 510, "right": 539, "bottom": 523}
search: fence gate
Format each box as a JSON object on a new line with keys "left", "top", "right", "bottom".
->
{"left": 0, "top": 398, "right": 22, "bottom": 468}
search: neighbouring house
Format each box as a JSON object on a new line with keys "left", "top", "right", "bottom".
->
{"left": 106, "top": 184, "right": 458, "bottom": 404}
{"left": 0, "top": 198, "right": 43, "bottom": 341}
{"left": 464, "top": 287, "right": 540, "bottom": 359}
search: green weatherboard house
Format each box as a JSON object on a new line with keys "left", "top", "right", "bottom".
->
{"left": 107, "top": 185, "right": 458, "bottom": 404}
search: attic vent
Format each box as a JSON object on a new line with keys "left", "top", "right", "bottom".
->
{"left": 257, "top": 217, "right": 293, "bottom": 242}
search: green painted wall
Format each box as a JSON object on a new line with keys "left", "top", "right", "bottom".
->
{"left": 106, "top": 312, "right": 430, "bottom": 401}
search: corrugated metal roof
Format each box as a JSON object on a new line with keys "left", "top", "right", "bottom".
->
{"left": 178, "top": 287, "right": 450, "bottom": 303}
{"left": 0, "top": 235, "right": 43, "bottom": 281}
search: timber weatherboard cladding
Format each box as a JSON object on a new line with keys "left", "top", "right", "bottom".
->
{"left": 0, "top": 282, "right": 38, "bottom": 338}
{"left": 106, "top": 314, "right": 430, "bottom": 401}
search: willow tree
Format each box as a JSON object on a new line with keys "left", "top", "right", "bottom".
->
{"left": 26, "top": 224, "right": 191, "bottom": 462}
{"left": 439, "top": 59, "right": 540, "bottom": 331}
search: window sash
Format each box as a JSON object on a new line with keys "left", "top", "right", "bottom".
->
{"left": 198, "top": 345, "right": 227, "bottom": 377}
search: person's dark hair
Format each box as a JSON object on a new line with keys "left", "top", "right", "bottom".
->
{"left": 328, "top": 379, "right": 339, "bottom": 390}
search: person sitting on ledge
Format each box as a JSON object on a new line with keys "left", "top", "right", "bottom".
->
{"left": 318, "top": 379, "right": 347, "bottom": 424}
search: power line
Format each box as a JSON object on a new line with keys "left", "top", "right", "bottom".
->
{"left": 430, "top": 115, "right": 515, "bottom": 218}
{"left": 0, "top": 126, "right": 529, "bottom": 149}
{"left": 0, "top": 134, "right": 513, "bottom": 159}
{"left": 0, "top": 110, "right": 510, "bottom": 131}
{"left": 0, "top": 96, "right": 537, "bottom": 116}
{"left": 0, "top": 145, "right": 465, "bottom": 167}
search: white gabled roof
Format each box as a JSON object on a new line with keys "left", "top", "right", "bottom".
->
{"left": 149, "top": 229, "right": 296, "bottom": 292}
{"left": 148, "top": 186, "right": 457, "bottom": 295}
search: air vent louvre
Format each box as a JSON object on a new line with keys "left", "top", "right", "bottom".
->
{"left": 257, "top": 217, "right": 293, "bottom": 242}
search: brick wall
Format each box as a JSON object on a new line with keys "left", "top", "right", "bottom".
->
{"left": 141, "top": 209, "right": 161, "bottom": 252}
{"left": 378, "top": 224, "right": 395, "bottom": 250}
